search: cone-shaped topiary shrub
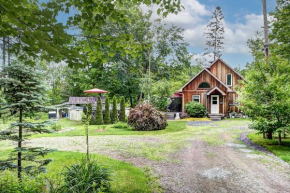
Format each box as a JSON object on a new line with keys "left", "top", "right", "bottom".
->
{"left": 128, "top": 103, "right": 167, "bottom": 131}
{"left": 87, "top": 103, "right": 94, "bottom": 125}
{"left": 104, "top": 96, "right": 111, "bottom": 124}
{"left": 111, "top": 96, "right": 118, "bottom": 123}
{"left": 83, "top": 104, "right": 87, "bottom": 116}
{"left": 119, "top": 96, "right": 126, "bottom": 122}
{"left": 95, "top": 97, "right": 104, "bottom": 125}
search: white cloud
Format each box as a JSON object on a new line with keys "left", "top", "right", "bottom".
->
{"left": 144, "top": 0, "right": 266, "bottom": 58}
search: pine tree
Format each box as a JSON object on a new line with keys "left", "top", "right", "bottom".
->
{"left": 0, "top": 62, "right": 54, "bottom": 181}
{"left": 204, "top": 6, "right": 225, "bottom": 61}
{"left": 119, "top": 96, "right": 126, "bottom": 122}
{"left": 95, "top": 97, "right": 104, "bottom": 125}
{"left": 112, "top": 96, "right": 118, "bottom": 123}
{"left": 104, "top": 96, "right": 111, "bottom": 124}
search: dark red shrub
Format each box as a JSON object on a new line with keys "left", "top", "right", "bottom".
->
{"left": 128, "top": 103, "right": 167, "bottom": 131}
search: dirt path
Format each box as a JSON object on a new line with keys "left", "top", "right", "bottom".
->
{"left": 28, "top": 121, "right": 290, "bottom": 193}
{"left": 155, "top": 140, "right": 290, "bottom": 193}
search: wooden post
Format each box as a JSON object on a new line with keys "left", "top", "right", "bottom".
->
{"left": 182, "top": 93, "right": 185, "bottom": 112}
{"left": 223, "top": 95, "right": 225, "bottom": 115}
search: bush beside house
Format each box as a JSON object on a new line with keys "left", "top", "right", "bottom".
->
{"left": 185, "top": 101, "right": 207, "bottom": 118}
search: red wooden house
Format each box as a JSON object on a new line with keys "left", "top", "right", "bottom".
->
{"left": 178, "top": 58, "right": 245, "bottom": 120}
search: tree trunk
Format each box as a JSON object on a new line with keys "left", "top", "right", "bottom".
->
{"left": 18, "top": 108, "right": 23, "bottom": 181}
{"left": 278, "top": 132, "right": 282, "bottom": 145}
{"left": 266, "top": 131, "right": 272, "bottom": 139}
{"left": 263, "top": 132, "right": 266, "bottom": 139}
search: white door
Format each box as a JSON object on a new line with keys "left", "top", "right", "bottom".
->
{"left": 211, "top": 95, "right": 219, "bottom": 114}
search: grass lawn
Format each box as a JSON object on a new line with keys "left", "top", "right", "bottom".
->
{"left": 32, "top": 119, "right": 188, "bottom": 138}
{"left": 0, "top": 150, "right": 156, "bottom": 193}
{"left": 248, "top": 133, "right": 290, "bottom": 164}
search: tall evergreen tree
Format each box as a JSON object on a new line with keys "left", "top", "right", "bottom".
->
{"left": 104, "top": 96, "right": 111, "bottom": 124}
{"left": 204, "top": 6, "right": 225, "bottom": 61}
{"left": 0, "top": 62, "right": 54, "bottom": 181}
{"left": 119, "top": 96, "right": 126, "bottom": 122}
{"left": 112, "top": 96, "right": 118, "bottom": 123}
{"left": 95, "top": 97, "right": 104, "bottom": 125}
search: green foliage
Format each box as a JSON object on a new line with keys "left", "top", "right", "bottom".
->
{"left": 248, "top": 132, "right": 290, "bottom": 164}
{"left": 0, "top": 176, "right": 45, "bottom": 193}
{"left": 112, "top": 122, "right": 131, "bottom": 129}
{"left": 150, "top": 80, "right": 171, "bottom": 111}
{"left": 204, "top": 6, "right": 225, "bottom": 60}
{"left": 51, "top": 124, "right": 62, "bottom": 131}
{"left": 185, "top": 101, "right": 207, "bottom": 117}
{"left": 128, "top": 103, "right": 167, "bottom": 131}
{"left": 119, "top": 96, "right": 126, "bottom": 122}
{"left": 111, "top": 96, "right": 118, "bottom": 124}
{"left": 87, "top": 103, "right": 94, "bottom": 125}
{"left": 83, "top": 104, "right": 88, "bottom": 116}
{"left": 270, "top": 1, "right": 290, "bottom": 60}
{"left": 104, "top": 97, "right": 111, "bottom": 124}
{"left": 95, "top": 97, "right": 104, "bottom": 125}
{"left": 151, "top": 95, "right": 170, "bottom": 112}
{"left": 237, "top": 56, "right": 290, "bottom": 138}
{"left": 0, "top": 62, "right": 54, "bottom": 179}
{"left": 61, "top": 159, "right": 111, "bottom": 193}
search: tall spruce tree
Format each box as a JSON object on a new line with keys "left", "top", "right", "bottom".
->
{"left": 119, "top": 96, "right": 126, "bottom": 122}
{"left": 95, "top": 97, "right": 104, "bottom": 125}
{"left": 104, "top": 96, "right": 111, "bottom": 124}
{"left": 112, "top": 96, "right": 118, "bottom": 123}
{"left": 0, "top": 62, "right": 54, "bottom": 181}
{"left": 204, "top": 6, "right": 225, "bottom": 61}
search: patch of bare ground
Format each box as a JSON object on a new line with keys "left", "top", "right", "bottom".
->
{"left": 155, "top": 140, "right": 290, "bottom": 193}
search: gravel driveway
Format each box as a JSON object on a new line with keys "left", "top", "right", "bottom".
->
{"left": 28, "top": 121, "right": 290, "bottom": 193}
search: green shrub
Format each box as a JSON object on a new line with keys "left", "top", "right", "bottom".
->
{"left": 119, "top": 96, "right": 126, "bottom": 122}
{"left": 111, "top": 96, "right": 118, "bottom": 124}
{"left": 87, "top": 103, "right": 94, "bottom": 125}
{"left": 128, "top": 103, "right": 167, "bottom": 131}
{"left": 112, "top": 122, "right": 131, "bottom": 129}
{"left": 61, "top": 159, "right": 110, "bottom": 193}
{"left": 151, "top": 95, "right": 170, "bottom": 111}
{"left": 104, "top": 96, "right": 111, "bottom": 124}
{"left": 51, "top": 123, "right": 62, "bottom": 131}
{"left": 95, "top": 97, "right": 104, "bottom": 125}
{"left": 185, "top": 101, "right": 207, "bottom": 117}
{"left": 0, "top": 176, "right": 45, "bottom": 193}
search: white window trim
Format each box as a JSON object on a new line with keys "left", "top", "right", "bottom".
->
{"left": 226, "top": 73, "right": 233, "bottom": 86}
{"left": 192, "top": 95, "right": 200, "bottom": 103}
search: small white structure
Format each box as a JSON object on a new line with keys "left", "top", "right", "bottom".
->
{"left": 175, "top": 113, "right": 180, "bottom": 120}
{"left": 68, "top": 108, "right": 83, "bottom": 121}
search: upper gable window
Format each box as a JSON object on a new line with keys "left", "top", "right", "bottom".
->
{"left": 198, "top": 82, "right": 211, "bottom": 89}
{"left": 226, "top": 74, "right": 232, "bottom": 86}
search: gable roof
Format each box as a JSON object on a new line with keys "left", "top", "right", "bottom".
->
{"left": 207, "top": 86, "right": 226, "bottom": 96}
{"left": 179, "top": 68, "right": 232, "bottom": 92}
{"left": 210, "top": 58, "right": 246, "bottom": 81}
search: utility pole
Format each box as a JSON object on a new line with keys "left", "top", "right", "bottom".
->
{"left": 262, "top": 0, "right": 269, "bottom": 58}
